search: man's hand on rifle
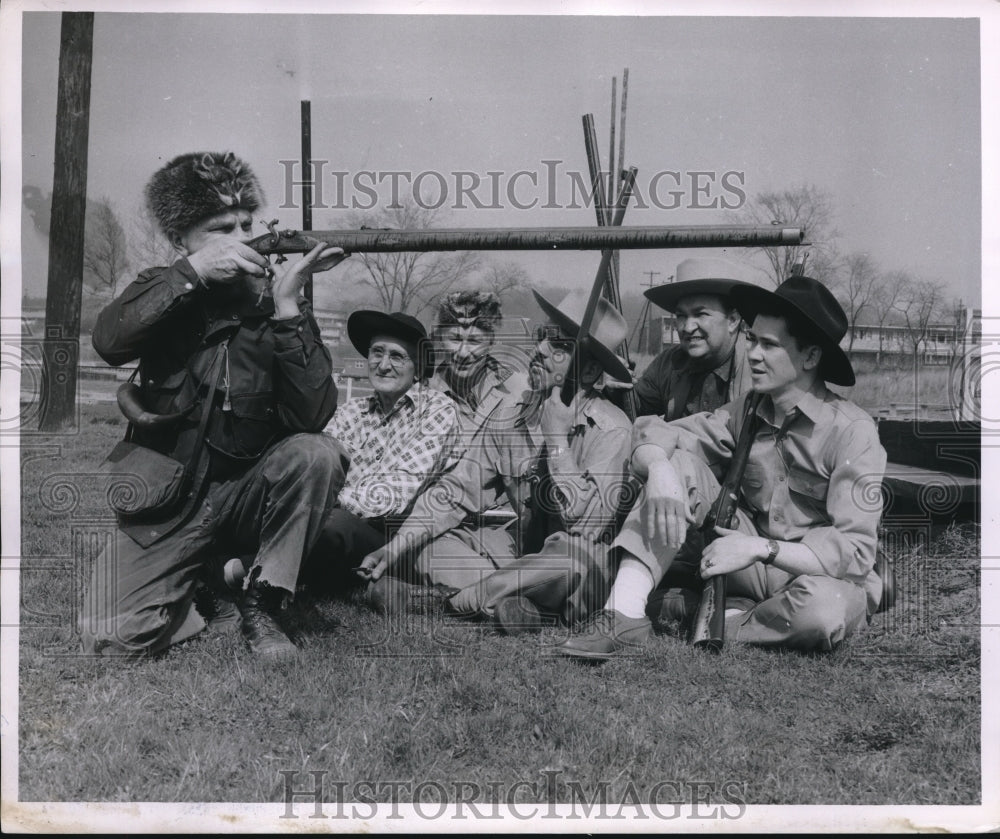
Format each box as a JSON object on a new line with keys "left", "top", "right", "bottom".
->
{"left": 643, "top": 459, "right": 695, "bottom": 548}
{"left": 700, "top": 526, "right": 766, "bottom": 578}
{"left": 187, "top": 237, "right": 269, "bottom": 286}
{"left": 272, "top": 243, "right": 348, "bottom": 319}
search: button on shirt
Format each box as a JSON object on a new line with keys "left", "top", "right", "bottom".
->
{"left": 634, "top": 333, "right": 752, "bottom": 421}
{"left": 394, "top": 391, "right": 632, "bottom": 552}
{"left": 325, "top": 382, "right": 459, "bottom": 518}
{"left": 632, "top": 383, "right": 887, "bottom": 595}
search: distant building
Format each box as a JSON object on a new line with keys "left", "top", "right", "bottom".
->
{"left": 658, "top": 307, "right": 982, "bottom": 367}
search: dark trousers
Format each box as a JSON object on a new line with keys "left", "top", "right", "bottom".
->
{"left": 300, "top": 508, "right": 396, "bottom": 596}
{"left": 80, "top": 434, "right": 348, "bottom": 656}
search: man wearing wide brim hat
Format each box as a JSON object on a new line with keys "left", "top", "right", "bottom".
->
{"left": 83, "top": 151, "right": 350, "bottom": 660}
{"left": 356, "top": 288, "right": 634, "bottom": 631}
{"left": 304, "top": 310, "right": 458, "bottom": 609}
{"left": 559, "top": 275, "right": 888, "bottom": 659}
{"left": 635, "top": 257, "right": 756, "bottom": 421}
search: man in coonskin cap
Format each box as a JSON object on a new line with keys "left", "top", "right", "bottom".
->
{"left": 559, "top": 275, "right": 888, "bottom": 659}
{"left": 83, "top": 151, "right": 349, "bottom": 659}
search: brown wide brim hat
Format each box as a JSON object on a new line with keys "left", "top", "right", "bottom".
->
{"left": 348, "top": 310, "right": 434, "bottom": 376}
{"left": 730, "top": 277, "right": 856, "bottom": 387}
{"left": 644, "top": 257, "right": 754, "bottom": 312}
{"left": 532, "top": 289, "right": 631, "bottom": 382}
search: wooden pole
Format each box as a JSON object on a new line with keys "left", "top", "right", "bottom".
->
{"left": 613, "top": 68, "right": 629, "bottom": 302}
{"left": 608, "top": 76, "right": 617, "bottom": 216}
{"left": 40, "top": 13, "right": 94, "bottom": 431}
{"left": 301, "top": 100, "right": 314, "bottom": 305}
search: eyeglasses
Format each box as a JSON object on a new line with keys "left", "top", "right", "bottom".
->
{"left": 368, "top": 346, "right": 414, "bottom": 370}
{"left": 534, "top": 324, "right": 575, "bottom": 352}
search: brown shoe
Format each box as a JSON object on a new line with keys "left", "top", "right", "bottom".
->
{"left": 366, "top": 577, "right": 457, "bottom": 617}
{"left": 646, "top": 587, "right": 699, "bottom": 634}
{"left": 240, "top": 585, "right": 297, "bottom": 659}
{"left": 493, "top": 596, "right": 543, "bottom": 635}
{"left": 557, "top": 609, "right": 651, "bottom": 661}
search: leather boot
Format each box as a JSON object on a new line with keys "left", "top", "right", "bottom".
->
{"left": 241, "top": 584, "right": 297, "bottom": 658}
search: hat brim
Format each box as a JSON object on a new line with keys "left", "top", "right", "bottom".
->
{"left": 532, "top": 290, "right": 630, "bottom": 382}
{"left": 347, "top": 311, "right": 434, "bottom": 372}
{"left": 730, "top": 285, "right": 855, "bottom": 387}
{"left": 644, "top": 279, "right": 755, "bottom": 313}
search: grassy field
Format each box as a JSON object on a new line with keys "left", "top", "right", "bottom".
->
{"left": 14, "top": 399, "right": 982, "bottom": 812}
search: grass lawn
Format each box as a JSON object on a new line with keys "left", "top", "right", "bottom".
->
{"left": 15, "top": 401, "right": 982, "bottom": 810}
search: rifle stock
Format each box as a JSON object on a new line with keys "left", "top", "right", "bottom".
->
{"left": 689, "top": 392, "right": 764, "bottom": 651}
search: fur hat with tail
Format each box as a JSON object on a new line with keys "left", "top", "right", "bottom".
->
{"left": 144, "top": 151, "right": 264, "bottom": 237}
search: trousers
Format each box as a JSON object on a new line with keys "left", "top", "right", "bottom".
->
{"left": 415, "top": 524, "right": 613, "bottom": 627}
{"left": 614, "top": 450, "right": 868, "bottom": 651}
{"left": 80, "top": 433, "right": 348, "bottom": 655}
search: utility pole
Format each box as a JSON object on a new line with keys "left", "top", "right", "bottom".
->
{"left": 40, "top": 12, "right": 94, "bottom": 431}
{"left": 637, "top": 271, "right": 660, "bottom": 354}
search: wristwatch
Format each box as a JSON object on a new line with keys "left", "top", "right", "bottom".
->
{"left": 763, "top": 538, "right": 780, "bottom": 566}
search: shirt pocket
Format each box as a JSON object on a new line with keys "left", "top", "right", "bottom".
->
{"left": 786, "top": 463, "right": 830, "bottom": 526}
{"left": 787, "top": 464, "right": 829, "bottom": 502}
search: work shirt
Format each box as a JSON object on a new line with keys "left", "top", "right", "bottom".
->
{"left": 325, "top": 382, "right": 458, "bottom": 519}
{"left": 631, "top": 382, "right": 887, "bottom": 595}
{"left": 395, "top": 390, "right": 632, "bottom": 556}
{"left": 428, "top": 356, "right": 530, "bottom": 460}
{"left": 634, "top": 333, "right": 752, "bottom": 420}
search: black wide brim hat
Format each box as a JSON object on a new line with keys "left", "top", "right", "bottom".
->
{"left": 730, "top": 277, "right": 856, "bottom": 387}
{"left": 347, "top": 310, "right": 434, "bottom": 374}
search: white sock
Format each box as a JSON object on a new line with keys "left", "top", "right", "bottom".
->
{"left": 605, "top": 558, "right": 656, "bottom": 619}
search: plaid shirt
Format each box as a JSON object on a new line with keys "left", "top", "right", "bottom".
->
{"left": 325, "top": 382, "right": 458, "bottom": 518}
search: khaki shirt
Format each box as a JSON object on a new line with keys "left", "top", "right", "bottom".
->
{"left": 428, "top": 357, "right": 530, "bottom": 464}
{"left": 396, "top": 391, "right": 633, "bottom": 554}
{"left": 634, "top": 333, "right": 752, "bottom": 421}
{"left": 632, "top": 383, "right": 887, "bottom": 604}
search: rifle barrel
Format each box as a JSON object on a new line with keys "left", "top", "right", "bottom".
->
{"left": 248, "top": 225, "right": 804, "bottom": 256}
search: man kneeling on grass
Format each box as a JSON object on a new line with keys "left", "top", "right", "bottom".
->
{"left": 558, "top": 276, "right": 887, "bottom": 659}
{"left": 83, "top": 151, "right": 348, "bottom": 659}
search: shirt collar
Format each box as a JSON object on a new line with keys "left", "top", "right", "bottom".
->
{"left": 365, "top": 382, "right": 422, "bottom": 416}
{"left": 755, "top": 379, "right": 831, "bottom": 427}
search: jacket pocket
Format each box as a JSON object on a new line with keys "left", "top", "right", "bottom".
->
{"left": 225, "top": 392, "right": 278, "bottom": 457}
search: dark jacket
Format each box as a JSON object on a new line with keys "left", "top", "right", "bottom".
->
{"left": 93, "top": 258, "right": 338, "bottom": 541}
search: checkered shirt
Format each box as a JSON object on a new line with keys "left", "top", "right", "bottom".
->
{"left": 325, "top": 382, "right": 459, "bottom": 518}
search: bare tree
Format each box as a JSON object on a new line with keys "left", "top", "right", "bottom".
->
{"left": 345, "top": 200, "right": 481, "bottom": 317}
{"left": 478, "top": 259, "right": 530, "bottom": 299}
{"left": 127, "top": 204, "right": 177, "bottom": 271}
{"left": 738, "top": 184, "right": 838, "bottom": 286}
{"left": 837, "top": 252, "right": 879, "bottom": 352}
{"left": 83, "top": 197, "right": 130, "bottom": 297}
{"left": 869, "top": 270, "right": 909, "bottom": 365}
{"left": 893, "top": 277, "right": 947, "bottom": 377}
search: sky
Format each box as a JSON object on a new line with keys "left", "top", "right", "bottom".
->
{"left": 10, "top": 4, "right": 987, "bottom": 313}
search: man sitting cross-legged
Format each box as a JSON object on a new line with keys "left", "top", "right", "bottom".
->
{"left": 558, "top": 276, "right": 887, "bottom": 659}
{"left": 357, "top": 290, "right": 634, "bottom": 633}
{"left": 300, "top": 311, "right": 459, "bottom": 609}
